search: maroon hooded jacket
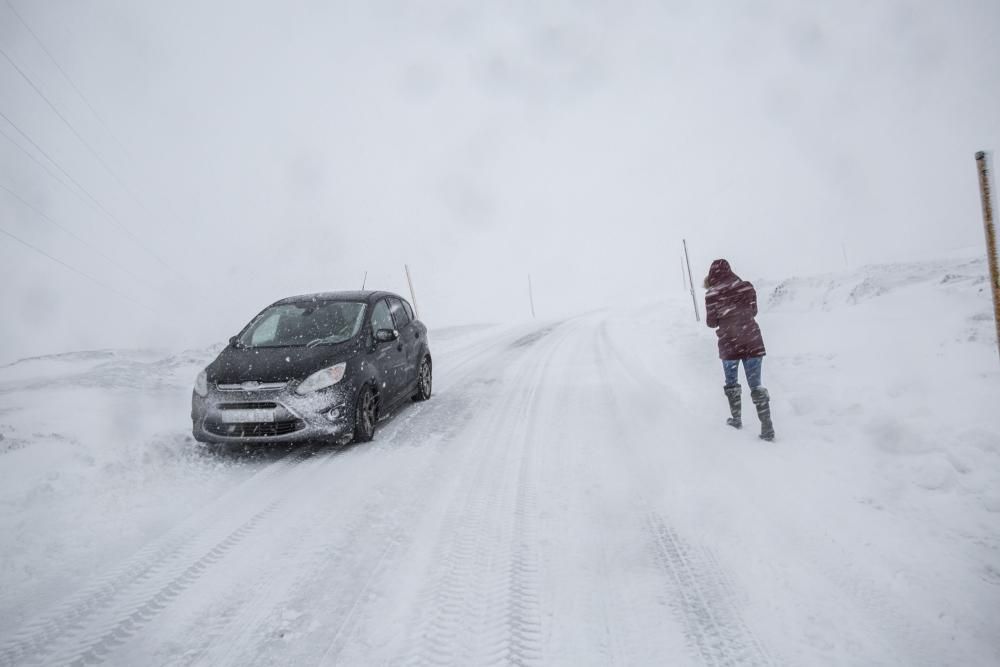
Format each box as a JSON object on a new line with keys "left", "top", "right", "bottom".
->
{"left": 704, "top": 259, "right": 766, "bottom": 360}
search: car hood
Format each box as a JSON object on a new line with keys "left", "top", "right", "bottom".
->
{"left": 208, "top": 340, "right": 359, "bottom": 385}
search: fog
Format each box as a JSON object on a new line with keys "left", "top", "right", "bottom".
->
{"left": 2, "top": 0, "right": 998, "bottom": 364}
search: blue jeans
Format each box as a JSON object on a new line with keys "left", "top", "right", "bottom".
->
{"left": 723, "top": 357, "right": 763, "bottom": 389}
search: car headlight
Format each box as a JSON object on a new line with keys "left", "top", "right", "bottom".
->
{"left": 194, "top": 369, "right": 209, "bottom": 397}
{"left": 296, "top": 362, "right": 347, "bottom": 395}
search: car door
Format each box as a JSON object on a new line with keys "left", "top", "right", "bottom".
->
{"left": 368, "top": 298, "right": 408, "bottom": 404}
{"left": 387, "top": 296, "right": 420, "bottom": 391}
{"left": 402, "top": 298, "right": 428, "bottom": 349}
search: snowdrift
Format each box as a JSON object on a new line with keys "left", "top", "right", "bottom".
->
{"left": 762, "top": 256, "right": 999, "bottom": 511}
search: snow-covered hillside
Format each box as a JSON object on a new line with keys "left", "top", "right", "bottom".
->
{"left": 763, "top": 256, "right": 1000, "bottom": 514}
{"left": 0, "top": 257, "right": 998, "bottom": 665}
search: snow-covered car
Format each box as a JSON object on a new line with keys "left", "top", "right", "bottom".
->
{"left": 191, "top": 291, "right": 431, "bottom": 447}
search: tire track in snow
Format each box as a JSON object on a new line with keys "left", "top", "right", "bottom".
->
{"left": 283, "top": 328, "right": 559, "bottom": 666}
{"left": 503, "top": 459, "right": 544, "bottom": 666}
{"left": 644, "top": 514, "right": 773, "bottom": 667}
{"left": 405, "top": 371, "right": 545, "bottom": 665}
{"left": 1, "top": 323, "right": 553, "bottom": 666}
{"left": 120, "top": 441, "right": 388, "bottom": 666}
{"left": 53, "top": 422, "right": 445, "bottom": 665}
{"left": 594, "top": 319, "right": 774, "bottom": 667}
{"left": 481, "top": 367, "right": 545, "bottom": 667}
{"left": 172, "top": 322, "right": 568, "bottom": 666}
{"left": 286, "top": 326, "right": 568, "bottom": 664}
{"left": 241, "top": 442, "right": 454, "bottom": 666}
{"left": 16, "top": 443, "right": 345, "bottom": 667}
{"left": 58, "top": 502, "right": 281, "bottom": 667}
{"left": 399, "top": 322, "right": 574, "bottom": 666}
{"left": 592, "top": 529, "right": 630, "bottom": 666}
{"left": 0, "top": 444, "right": 323, "bottom": 667}
{"left": 598, "top": 315, "right": 957, "bottom": 666}
{"left": 554, "top": 326, "right": 640, "bottom": 666}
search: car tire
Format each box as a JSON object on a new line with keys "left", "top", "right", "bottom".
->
{"left": 412, "top": 356, "right": 432, "bottom": 402}
{"left": 354, "top": 384, "right": 378, "bottom": 442}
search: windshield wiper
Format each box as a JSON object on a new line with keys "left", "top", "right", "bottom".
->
{"left": 306, "top": 335, "right": 347, "bottom": 348}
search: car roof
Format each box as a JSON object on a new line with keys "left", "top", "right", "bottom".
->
{"left": 271, "top": 291, "right": 399, "bottom": 306}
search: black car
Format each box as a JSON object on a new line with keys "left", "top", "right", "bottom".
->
{"left": 192, "top": 291, "right": 431, "bottom": 446}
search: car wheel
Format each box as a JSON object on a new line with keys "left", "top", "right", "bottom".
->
{"left": 354, "top": 385, "right": 378, "bottom": 442}
{"left": 412, "top": 356, "right": 432, "bottom": 402}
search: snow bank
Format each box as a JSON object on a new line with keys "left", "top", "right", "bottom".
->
{"left": 761, "top": 256, "right": 1000, "bottom": 514}
{"left": 755, "top": 256, "right": 1000, "bottom": 659}
{"left": 0, "top": 346, "right": 253, "bottom": 627}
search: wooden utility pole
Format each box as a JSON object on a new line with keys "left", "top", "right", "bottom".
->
{"left": 528, "top": 274, "right": 536, "bottom": 319}
{"left": 683, "top": 239, "right": 700, "bottom": 322}
{"left": 404, "top": 264, "right": 420, "bottom": 319}
{"left": 975, "top": 151, "right": 1000, "bottom": 361}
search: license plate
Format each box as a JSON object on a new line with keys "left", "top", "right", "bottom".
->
{"left": 220, "top": 409, "right": 275, "bottom": 423}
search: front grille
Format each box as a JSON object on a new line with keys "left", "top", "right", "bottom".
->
{"left": 218, "top": 402, "right": 278, "bottom": 410}
{"left": 216, "top": 381, "right": 287, "bottom": 392}
{"left": 204, "top": 420, "right": 304, "bottom": 437}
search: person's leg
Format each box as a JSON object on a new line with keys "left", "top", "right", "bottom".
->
{"left": 744, "top": 357, "right": 774, "bottom": 440}
{"left": 722, "top": 360, "right": 742, "bottom": 428}
{"left": 722, "top": 360, "right": 739, "bottom": 386}
{"left": 742, "top": 357, "right": 763, "bottom": 389}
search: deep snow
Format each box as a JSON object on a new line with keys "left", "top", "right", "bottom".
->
{"left": 0, "top": 256, "right": 998, "bottom": 665}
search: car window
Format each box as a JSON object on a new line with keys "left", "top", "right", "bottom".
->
{"left": 370, "top": 299, "right": 394, "bottom": 332}
{"left": 402, "top": 299, "right": 415, "bottom": 322}
{"left": 239, "top": 301, "right": 366, "bottom": 348}
{"left": 249, "top": 311, "right": 281, "bottom": 346}
{"left": 388, "top": 297, "right": 411, "bottom": 328}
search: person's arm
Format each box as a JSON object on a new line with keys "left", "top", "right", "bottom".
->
{"left": 705, "top": 293, "right": 718, "bottom": 328}
{"left": 749, "top": 283, "right": 758, "bottom": 317}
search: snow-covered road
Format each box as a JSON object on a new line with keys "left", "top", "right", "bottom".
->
{"left": 2, "top": 262, "right": 999, "bottom": 665}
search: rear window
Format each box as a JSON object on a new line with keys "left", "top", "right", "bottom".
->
{"left": 238, "top": 301, "right": 366, "bottom": 348}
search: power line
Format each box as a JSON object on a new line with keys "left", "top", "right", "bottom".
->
{"left": 0, "top": 120, "right": 74, "bottom": 196}
{"left": 0, "top": 111, "right": 177, "bottom": 275}
{"left": 3, "top": 0, "right": 135, "bottom": 164}
{"left": 0, "top": 44, "right": 190, "bottom": 284}
{"left": 0, "top": 180, "right": 158, "bottom": 291}
{"left": 0, "top": 127, "right": 190, "bottom": 309}
{"left": 0, "top": 225, "right": 153, "bottom": 313}
{"left": 0, "top": 44, "right": 140, "bottom": 210}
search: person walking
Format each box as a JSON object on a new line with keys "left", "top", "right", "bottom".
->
{"left": 703, "top": 259, "right": 775, "bottom": 441}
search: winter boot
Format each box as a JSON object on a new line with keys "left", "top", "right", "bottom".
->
{"left": 723, "top": 384, "right": 742, "bottom": 429}
{"left": 751, "top": 387, "right": 775, "bottom": 441}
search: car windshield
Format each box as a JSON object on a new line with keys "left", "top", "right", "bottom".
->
{"left": 238, "top": 301, "right": 366, "bottom": 348}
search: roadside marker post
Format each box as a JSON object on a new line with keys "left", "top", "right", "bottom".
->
{"left": 404, "top": 264, "right": 420, "bottom": 320}
{"left": 975, "top": 151, "right": 1000, "bottom": 362}
{"left": 683, "top": 239, "right": 700, "bottom": 322}
{"left": 528, "top": 274, "right": 536, "bottom": 319}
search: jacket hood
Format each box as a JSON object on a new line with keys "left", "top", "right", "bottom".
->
{"left": 704, "top": 259, "right": 740, "bottom": 289}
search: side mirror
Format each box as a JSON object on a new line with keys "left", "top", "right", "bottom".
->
{"left": 229, "top": 336, "right": 243, "bottom": 348}
{"left": 374, "top": 329, "right": 399, "bottom": 343}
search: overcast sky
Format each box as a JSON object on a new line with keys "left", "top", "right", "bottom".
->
{"left": 1, "top": 0, "right": 998, "bottom": 363}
